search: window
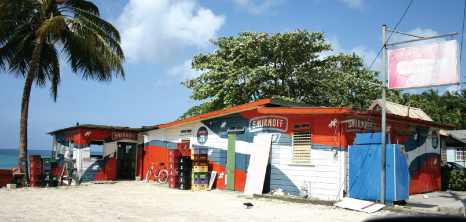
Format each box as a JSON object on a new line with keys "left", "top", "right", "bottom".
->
{"left": 292, "top": 124, "right": 310, "bottom": 129}
{"left": 292, "top": 131, "right": 312, "bottom": 163}
{"left": 180, "top": 129, "right": 192, "bottom": 136}
{"left": 54, "top": 141, "right": 63, "bottom": 159}
{"left": 90, "top": 141, "right": 104, "bottom": 159}
{"left": 456, "top": 148, "right": 465, "bottom": 161}
{"left": 227, "top": 126, "right": 245, "bottom": 132}
{"left": 68, "top": 140, "right": 74, "bottom": 159}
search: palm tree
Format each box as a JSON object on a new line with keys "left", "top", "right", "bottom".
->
{"left": 0, "top": 0, "right": 125, "bottom": 173}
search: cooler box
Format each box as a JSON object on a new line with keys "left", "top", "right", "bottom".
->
{"left": 349, "top": 133, "right": 409, "bottom": 202}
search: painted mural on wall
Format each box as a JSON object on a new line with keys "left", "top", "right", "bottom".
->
{"left": 52, "top": 128, "right": 138, "bottom": 183}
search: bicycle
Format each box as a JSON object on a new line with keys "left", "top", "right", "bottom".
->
{"left": 145, "top": 162, "right": 169, "bottom": 183}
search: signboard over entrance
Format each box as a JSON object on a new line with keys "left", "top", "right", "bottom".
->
{"left": 112, "top": 132, "right": 138, "bottom": 141}
{"left": 388, "top": 40, "right": 460, "bottom": 90}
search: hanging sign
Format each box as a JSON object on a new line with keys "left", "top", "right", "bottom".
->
{"left": 197, "top": 126, "right": 208, "bottom": 145}
{"left": 432, "top": 131, "right": 439, "bottom": 149}
{"left": 388, "top": 40, "right": 460, "bottom": 90}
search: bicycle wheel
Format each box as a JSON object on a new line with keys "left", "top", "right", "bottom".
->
{"left": 145, "top": 169, "right": 152, "bottom": 183}
{"left": 157, "top": 169, "right": 169, "bottom": 183}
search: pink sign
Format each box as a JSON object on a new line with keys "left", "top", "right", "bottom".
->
{"left": 388, "top": 40, "right": 460, "bottom": 89}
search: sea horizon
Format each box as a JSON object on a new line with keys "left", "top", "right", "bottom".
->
{"left": 0, "top": 149, "right": 53, "bottom": 170}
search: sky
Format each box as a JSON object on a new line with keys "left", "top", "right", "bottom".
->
{"left": 1, "top": 0, "right": 466, "bottom": 150}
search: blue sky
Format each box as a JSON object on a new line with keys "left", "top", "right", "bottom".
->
{"left": 1, "top": 0, "right": 465, "bottom": 150}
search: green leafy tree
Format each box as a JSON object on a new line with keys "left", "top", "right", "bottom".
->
{"left": 388, "top": 89, "right": 466, "bottom": 129}
{"left": 181, "top": 30, "right": 381, "bottom": 118}
{"left": 0, "top": 0, "right": 125, "bottom": 172}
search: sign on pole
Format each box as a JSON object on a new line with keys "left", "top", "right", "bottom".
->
{"left": 388, "top": 40, "right": 460, "bottom": 90}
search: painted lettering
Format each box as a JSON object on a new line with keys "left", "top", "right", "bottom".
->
{"left": 249, "top": 116, "right": 288, "bottom": 132}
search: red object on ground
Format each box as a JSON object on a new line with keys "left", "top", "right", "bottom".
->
{"left": 0, "top": 169, "right": 13, "bottom": 187}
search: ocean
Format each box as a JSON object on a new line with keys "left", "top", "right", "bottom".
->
{"left": 0, "top": 149, "right": 52, "bottom": 170}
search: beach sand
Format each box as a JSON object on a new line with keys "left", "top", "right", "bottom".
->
{"left": 0, "top": 181, "right": 397, "bottom": 221}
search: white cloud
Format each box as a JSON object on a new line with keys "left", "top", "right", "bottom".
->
{"left": 166, "top": 59, "right": 202, "bottom": 81}
{"left": 323, "top": 36, "right": 382, "bottom": 72}
{"left": 443, "top": 85, "right": 462, "bottom": 94}
{"left": 116, "top": 0, "right": 226, "bottom": 66}
{"left": 232, "top": 0, "right": 284, "bottom": 15}
{"left": 388, "top": 27, "right": 446, "bottom": 49}
{"left": 165, "top": 59, "right": 202, "bottom": 82}
{"left": 340, "top": 0, "right": 364, "bottom": 9}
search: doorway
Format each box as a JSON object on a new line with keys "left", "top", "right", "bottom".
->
{"left": 116, "top": 142, "right": 137, "bottom": 180}
{"left": 226, "top": 133, "right": 236, "bottom": 190}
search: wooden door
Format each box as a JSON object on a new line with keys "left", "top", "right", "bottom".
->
{"left": 226, "top": 133, "right": 236, "bottom": 190}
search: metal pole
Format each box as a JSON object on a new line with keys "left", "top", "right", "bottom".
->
{"left": 381, "top": 25, "right": 387, "bottom": 205}
{"left": 385, "top": 32, "right": 458, "bottom": 46}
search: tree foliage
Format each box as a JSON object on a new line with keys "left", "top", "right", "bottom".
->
{"left": 0, "top": 0, "right": 125, "bottom": 172}
{"left": 180, "top": 30, "right": 381, "bottom": 118}
{"left": 388, "top": 89, "right": 466, "bottom": 129}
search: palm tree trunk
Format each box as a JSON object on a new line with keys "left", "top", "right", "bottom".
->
{"left": 18, "top": 36, "right": 43, "bottom": 175}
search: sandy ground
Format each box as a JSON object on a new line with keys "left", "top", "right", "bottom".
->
{"left": 0, "top": 181, "right": 400, "bottom": 222}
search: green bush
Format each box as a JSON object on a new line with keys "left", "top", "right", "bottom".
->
{"left": 442, "top": 167, "right": 466, "bottom": 191}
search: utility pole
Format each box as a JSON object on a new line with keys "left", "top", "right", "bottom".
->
{"left": 381, "top": 25, "right": 387, "bottom": 205}
{"left": 380, "top": 25, "right": 457, "bottom": 205}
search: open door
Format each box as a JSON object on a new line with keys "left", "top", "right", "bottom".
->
{"left": 116, "top": 142, "right": 137, "bottom": 180}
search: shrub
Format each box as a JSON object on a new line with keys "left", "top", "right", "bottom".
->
{"left": 442, "top": 167, "right": 466, "bottom": 191}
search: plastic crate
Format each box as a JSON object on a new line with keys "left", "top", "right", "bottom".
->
{"left": 194, "top": 178, "right": 208, "bottom": 184}
{"left": 51, "top": 168, "right": 59, "bottom": 175}
{"left": 178, "top": 156, "right": 192, "bottom": 163}
{"left": 168, "top": 149, "right": 181, "bottom": 157}
{"left": 177, "top": 142, "right": 190, "bottom": 149}
{"left": 39, "top": 174, "right": 53, "bottom": 181}
{"left": 30, "top": 167, "right": 42, "bottom": 176}
{"left": 168, "top": 156, "right": 179, "bottom": 163}
{"left": 42, "top": 163, "right": 52, "bottom": 170}
{"left": 42, "top": 158, "right": 51, "bottom": 164}
{"left": 30, "top": 161, "right": 42, "bottom": 169}
{"left": 194, "top": 147, "right": 209, "bottom": 154}
{"left": 167, "top": 162, "right": 179, "bottom": 170}
{"left": 168, "top": 169, "right": 178, "bottom": 177}
{"left": 178, "top": 182, "right": 191, "bottom": 190}
{"left": 192, "top": 159, "right": 208, "bottom": 166}
{"left": 178, "top": 176, "right": 191, "bottom": 184}
{"left": 193, "top": 154, "right": 208, "bottom": 160}
{"left": 51, "top": 161, "right": 58, "bottom": 169}
{"left": 193, "top": 166, "right": 208, "bottom": 173}
{"left": 39, "top": 180, "right": 54, "bottom": 188}
{"left": 168, "top": 176, "right": 178, "bottom": 183}
{"left": 29, "top": 155, "right": 41, "bottom": 161}
{"left": 169, "top": 181, "right": 178, "bottom": 189}
{"left": 180, "top": 148, "right": 191, "bottom": 157}
{"left": 30, "top": 180, "right": 40, "bottom": 188}
{"left": 191, "top": 184, "right": 208, "bottom": 191}
{"left": 178, "top": 163, "right": 192, "bottom": 172}
{"left": 178, "top": 171, "right": 190, "bottom": 177}
{"left": 194, "top": 172, "right": 209, "bottom": 179}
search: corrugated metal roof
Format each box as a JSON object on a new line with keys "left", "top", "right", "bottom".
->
{"left": 368, "top": 99, "right": 433, "bottom": 121}
{"left": 47, "top": 124, "right": 143, "bottom": 135}
{"left": 445, "top": 130, "right": 466, "bottom": 144}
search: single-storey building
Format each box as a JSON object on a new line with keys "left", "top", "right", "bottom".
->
{"left": 48, "top": 125, "right": 142, "bottom": 182}
{"left": 444, "top": 130, "right": 466, "bottom": 168}
{"left": 48, "top": 99, "right": 455, "bottom": 200}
